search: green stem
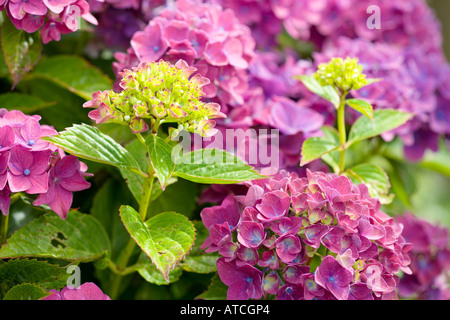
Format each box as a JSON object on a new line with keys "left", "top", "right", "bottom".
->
{"left": 0, "top": 214, "right": 9, "bottom": 245}
{"left": 108, "top": 140, "right": 156, "bottom": 299}
{"left": 337, "top": 92, "right": 348, "bottom": 174}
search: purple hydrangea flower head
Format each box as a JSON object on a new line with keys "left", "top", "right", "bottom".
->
{"left": 42, "top": 282, "right": 110, "bottom": 300}
{"left": 201, "top": 170, "right": 412, "bottom": 300}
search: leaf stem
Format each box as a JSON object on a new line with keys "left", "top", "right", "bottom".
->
{"left": 108, "top": 148, "right": 156, "bottom": 299}
{"left": 337, "top": 91, "right": 348, "bottom": 174}
{"left": 0, "top": 213, "right": 9, "bottom": 245}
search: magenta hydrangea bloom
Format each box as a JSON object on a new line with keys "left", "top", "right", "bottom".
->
{"left": 396, "top": 213, "right": 450, "bottom": 300}
{"left": 1, "top": 0, "right": 98, "bottom": 44}
{"left": 42, "top": 282, "right": 111, "bottom": 300}
{"left": 0, "top": 109, "right": 92, "bottom": 219}
{"left": 201, "top": 170, "right": 412, "bottom": 300}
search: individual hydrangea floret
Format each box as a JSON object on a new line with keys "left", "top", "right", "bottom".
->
{"left": 42, "top": 282, "right": 111, "bottom": 300}
{"left": 201, "top": 170, "right": 412, "bottom": 300}
{"left": 0, "top": 109, "right": 91, "bottom": 219}
{"left": 84, "top": 59, "right": 226, "bottom": 137}
{"left": 314, "top": 57, "right": 368, "bottom": 92}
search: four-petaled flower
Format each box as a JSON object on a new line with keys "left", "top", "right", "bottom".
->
{"left": 315, "top": 256, "right": 353, "bottom": 300}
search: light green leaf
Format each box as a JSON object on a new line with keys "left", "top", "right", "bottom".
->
{"left": 3, "top": 283, "right": 50, "bottom": 300}
{"left": 347, "top": 163, "right": 393, "bottom": 204}
{"left": 0, "top": 16, "right": 42, "bottom": 88}
{"left": 119, "top": 206, "right": 196, "bottom": 281}
{"left": 173, "top": 148, "right": 264, "bottom": 184}
{"left": 346, "top": 98, "right": 374, "bottom": 120}
{"left": 347, "top": 109, "right": 413, "bottom": 147}
{"left": 0, "top": 212, "right": 111, "bottom": 262}
{"left": 146, "top": 135, "right": 175, "bottom": 189}
{"left": 300, "top": 136, "right": 339, "bottom": 166}
{"left": 137, "top": 254, "right": 184, "bottom": 285}
{"left": 294, "top": 75, "right": 340, "bottom": 108}
{"left": 29, "top": 55, "right": 112, "bottom": 100}
{"left": 43, "top": 124, "right": 143, "bottom": 174}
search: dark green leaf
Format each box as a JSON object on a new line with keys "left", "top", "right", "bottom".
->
{"left": 0, "top": 259, "right": 70, "bottom": 298}
{"left": 0, "top": 212, "right": 111, "bottom": 262}
{"left": 3, "top": 283, "right": 50, "bottom": 300}
{"left": 196, "top": 274, "right": 228, "bottom": 300}
{"left": 0, "top": 92, "right": 55, "bottom": 113}
{"left": 0, "top": 17, "right": 42, "bottom": 87}
{"left": 29, "top": 55, "right": 112, "bottom": 100}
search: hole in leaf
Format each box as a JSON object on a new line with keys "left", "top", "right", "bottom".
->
{"left": 50, "top": 239, "right": 67, "bottom": 249}
{"left": 56, "top": 232, "right": 67, "bottom": 241}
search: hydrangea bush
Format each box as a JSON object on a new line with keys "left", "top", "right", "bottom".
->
{"left": 0, "top": 0, "right": 448, "bottom": 302}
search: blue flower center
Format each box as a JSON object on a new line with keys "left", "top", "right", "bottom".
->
{"left": 286, "top": 287, "right": 292, "bottom": 294}
{"left": 246, "top": 277, "right": 252, "bottom": 283}
{"left": 329, "top": 276, "right": 335, "bottom": 283}
{"left": 153, "top": 46, "right": 159, "bottom": 52}
{"left": 24, "top": 169, "right": 31, "bottom": 176}
{"left": 28, "top": 139, "right": 35, "bottom": 146}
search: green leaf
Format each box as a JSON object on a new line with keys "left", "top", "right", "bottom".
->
{"left": 347, "top": 109, "right": 413, "bottom": 147}
{"left": 300, "top": 136, "right": 339, "bottom": 166}
{"left": 346, "top": 98, "right": 374, "bottom": 120}
{"left": 319, "top": 126, "right": 341, "bottom": 173}
{"left": 3, "top": 283, "right": 50, "bottom": 300}
{"left": 294, "top": 75, "right": 340, "bottom": 108}
{"left": 29, "top": 55, "right": 112, "bottom": 100}
{"left": 0, "top": 259, "right": 70, "bottom": 298}
{"left": 137, "top": 254, "right": 184, "bottom": 285}
{"left": 347, "top": 163, "right": 393, "bottom": 204}
{"left": 173, "top": 148, "right": 264, "bottom": 184}
{"left": 0, "top": 16, "right": 42, "bottom": 88}
{"left": 148, "top": 178, "right": 198, "bottom": 219}
{"left": 0, "top": 212, "right": 111, "bottom": 262}
{"left": 43, "top": 124, "right": 142, "bottom": 174}
{"left": 119, "top": 206, "right": 196, "bottom": 281}
{"left": 0, "top": 92, "right": 55, "bottom": 113}
{"left": 181, "top": 221, "right": 218, "bottom": 274}
{"left": 146, "top": 135, "right": 175, "bottom": 189}
{"left": 196, "top": 274, "right": 228, "bottom": 300}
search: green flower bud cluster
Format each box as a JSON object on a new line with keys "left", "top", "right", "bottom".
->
{"left": 314, "top": 57, "right": 368, "bottom": 92}
{"left": 83, "top": 59, "right": 226, "bottom": 137}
